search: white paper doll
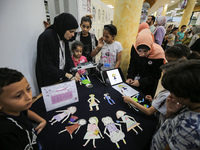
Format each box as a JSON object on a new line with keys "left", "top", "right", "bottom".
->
{"left": 104, "top": 93, "right": 115, "bottom": 105}
{"left": 83, "top": 117, "right": 104, "bottom": 148}
{"left": 58, "top": 119, "right": 87, "bottom": 139}
{"left": 49, "top": 106, "right": 77, "bottom": 125}
{"left": 116, "top": 110, "right": 143, "bottom": 135}
{"left": 88, "top": 94, "right": 100, "bottom": 111}
{"left": 102, "top": 116, "right": 126, "bottom": 149}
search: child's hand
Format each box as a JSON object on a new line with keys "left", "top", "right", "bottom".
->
{"left": 35, "top": 119, "right": 46, "bottom": 134}
{"left": 122, "top": 96, "right": 133, "bottom": 104}
{"left": 145, "top": 95, "right": 153, "bottom": 102}
{"left": 126, "top": 78, "right": 134, "bottom": 85}
{"left": 97, "top": 37, "right": 104, "bottom": 48}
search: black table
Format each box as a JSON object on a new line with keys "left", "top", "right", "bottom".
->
{"left": 30, "top": 75, "right": 157, "bottom": 150}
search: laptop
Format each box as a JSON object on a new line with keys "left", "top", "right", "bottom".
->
{"left": 103, "top": 68, "right": 139, "bottom": 97}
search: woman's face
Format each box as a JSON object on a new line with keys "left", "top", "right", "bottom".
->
{"left": 64, "top": 29, "right": 77, "bottom": 40}
{"left": 137, "top": 49, "right": 150, "bottom": 57}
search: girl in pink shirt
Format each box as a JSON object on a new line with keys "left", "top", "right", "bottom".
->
{"left": 71, "top": 41, "right": 88, "bottom": 75}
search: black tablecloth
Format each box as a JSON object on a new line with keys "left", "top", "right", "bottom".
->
{"left": 30, "top": 75, "right": 157, "bottom": 150}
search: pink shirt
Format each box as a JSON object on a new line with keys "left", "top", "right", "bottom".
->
{"left": 71, "top": 55, "right": 88, "bottom": 75}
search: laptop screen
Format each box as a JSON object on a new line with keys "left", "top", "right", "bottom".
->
{"left": 106, "top": 69, "right": 123, "bottom": 86}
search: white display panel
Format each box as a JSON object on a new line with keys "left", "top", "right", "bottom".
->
{"left": 42, "top": 80, "right": 79, "bottom": 111}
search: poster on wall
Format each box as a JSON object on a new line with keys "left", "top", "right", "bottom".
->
{"left": 81, "top": 0, "right": 91, "bottom": 14}
{"left": 92, "top": 4, "right": 97, "bottom": 23}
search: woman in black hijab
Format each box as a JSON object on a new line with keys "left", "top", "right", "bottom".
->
{"left": 36, "top": 13, "right": 80, "bottom": 91}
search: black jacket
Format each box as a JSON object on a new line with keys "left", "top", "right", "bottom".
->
{"left": 36, "top": 28, "right": 74, "bottom": 90}
{"left": 36, "top": 13, "right": 78, "bottom": 91}
{"left": 127, "top": 46, "right": 164, "bottom": 97}
{"left": 0, "top": 111, "right": 40, "bottom": 150}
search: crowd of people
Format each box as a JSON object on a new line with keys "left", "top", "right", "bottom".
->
{"left": 0, "top": 12, "right": 200, "bottom": 150}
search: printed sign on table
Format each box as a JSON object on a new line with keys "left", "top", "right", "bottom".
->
{"left": 41, "top": 80, "right": 79, "bottom": 111}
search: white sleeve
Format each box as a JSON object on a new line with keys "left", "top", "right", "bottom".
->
{"left": 117, "top": 42, "right": 123, "bottom": 53}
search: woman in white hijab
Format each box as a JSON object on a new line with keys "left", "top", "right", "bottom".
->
{"left": 188, "top": 25, "right": 200, "bottom": 47}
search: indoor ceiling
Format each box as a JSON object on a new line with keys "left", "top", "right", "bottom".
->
{"left": 100, "top": 0, "right": 200, "bottom": 17}
{"left": 166, "top": 0, "right": 200, "bottom": 17}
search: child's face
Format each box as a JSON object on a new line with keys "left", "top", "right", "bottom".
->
{"left": 73, "top": 46, "right": 83, "bottom": 59}
{"left": 103, "top": 30, "right": 115, "bottom": 44}
{"left": 181, "top": 27, "right": 186, "bottom": 32}
{"left": 0, "top": 77, "right": 32, "bottom": 116}
{"left": 165, "top": 56, "right": 178, "bottom": 63}
{"left": 173, "top": 29, "right": 178, "bottom": 34}
{"left": 89, "top": 117, "right": 96, "bottom": 124}
{"left": 80, "top": 21, "right": 91, "bottom": 35}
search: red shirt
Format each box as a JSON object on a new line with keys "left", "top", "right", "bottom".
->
{"left": 71, "top": 55, "right": 88, "bottom": 75}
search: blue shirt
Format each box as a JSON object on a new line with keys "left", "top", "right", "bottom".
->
{"left": 175, "top": 31, "right": 185, "bottom": 44}
{"left": 151, "top": 107, "right": 200, "bottom": 150}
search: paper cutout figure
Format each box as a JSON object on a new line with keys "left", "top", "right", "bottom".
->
{"left": 121, "top": 92, "right": 139, "bottom": 111}
{"left": 68, "top": 115, "right": 78, "bottom": 124}
{"left": 132, "top": 94, "right": 144, "bottom": 103}
{"left": 144, "top": 104, "right": 149, "bottom": 108}
{"left": 88, "top": 94, "right": 100, "bottom": 111}
{"left": 58, "top": 119, "right": 86, "bottom": 139}
{"left": 102, "top": 116, "right": 126, "bottom": 149}
{"left": 83, "top": 117, "right": 104, "bottom": 148}
{"left": 49, "top": 106, "right": 77, "bottom": 125}
{"left": 116, "top": 110, "right": 143, "bottom": 135}
{"left": 80, "top": 75, "right": 93, "bottom": 88}
{"left": 131, "top": 94, "right": 149, "bottom": 110}
{"left": 104, "top": 93, "right": 115, "bottom": 105}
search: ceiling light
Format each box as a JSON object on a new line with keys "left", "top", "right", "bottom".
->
{"left": 107, "top": 5, "right": 114, "bottom": 8}
{"left": 175, "top": 8, "right": 181, "bottom": 10}
{"left": 171, "top": 1, "right": 175, "bottom": 3}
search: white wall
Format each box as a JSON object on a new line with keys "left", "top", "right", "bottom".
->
{"left": 0, "top": 0, "right": 46, "bottom": 96}
{"left": 48, "top": 0, "right": 78, "bottom": 25}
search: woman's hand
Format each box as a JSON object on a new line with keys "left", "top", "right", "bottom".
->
{"left": 35, "top": 119, "right": 47, "bottom": 134}
{"left": 65, "top": 73, "right": 80, "bottom": 82}
{"left": 74, "top": 72, "right": 81, "bottom": 82}
{"left": 126, "top": 79, "right": 134, "bottom": 85}
{"left": 131, "top": 80, "right": 140, "bottom": 87}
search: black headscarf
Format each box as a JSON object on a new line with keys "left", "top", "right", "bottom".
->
{"left": 51, "top": 13, "right": 78, "bottom": 40}
{"left": 104, "top": 24, "right": 117, "bottom": 36}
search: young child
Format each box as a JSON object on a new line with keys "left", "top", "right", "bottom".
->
{"left": 0, "top": 68, "right": 46, "bottom": 149}
{"left": 165, "top": 44, "right": 200, "bottom": 62}
{"left": 165, "top": 27, "right": 179, "bottom": 50}
{"left": 175, "top": 25, "right": 186, "bottom": 44}
{"left": 151, "top": 60, "right": 200, "bottom": 150}
{"left": 71, "top": 41, "right": 88, "bottom": 75}
{"left": 73, "top": 15, "right": 98, "bottom": 62}
{"left": 123, "top": 62, "right": 180, "bottom": 126}
{"left": 91, "top": 24, "right": 123, "bottom": 71}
